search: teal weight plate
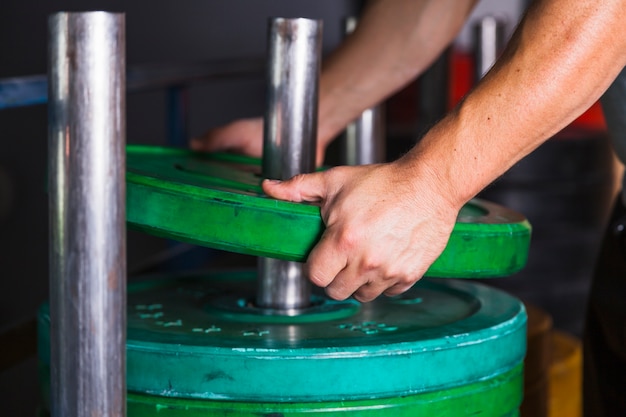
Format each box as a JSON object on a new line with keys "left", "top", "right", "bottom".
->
{"left": 38, "top": 271, "right": 526, "bottom": 402}
{"left": 126, "top": 145, "right": 531, "bottom": 278}
{"left": 126, "top": 364, "right": 522, "bottom": 417}
{"left": 126, "top": 363, "right": 522, "bottom": 417}
{"left": 39, "top": 363, "right": 522, "bottom": 417}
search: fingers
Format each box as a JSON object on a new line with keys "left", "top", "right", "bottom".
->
{"left": 382, "top": 282, "right": 418, "bottom": 297}
{"left": 306, "top": 232, "right": 349, "bottom": 288}
{"left": 309, "top": 226, "right": 421, "bottom": 302}
{"left": 325, "top": 266, "right": 368, "bottom": 301}
{"left": 324, "top": 262, "right": 420, "bottom": 302}
{"left": 262, "top": 172, "right": 329, "bottom": 203}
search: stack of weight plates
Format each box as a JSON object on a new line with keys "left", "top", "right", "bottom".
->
{"left": 38, "top": 271, "right": 526, "bottom": 416}
{"left": 39, "top": 146, "right": 531, "bottom": 416}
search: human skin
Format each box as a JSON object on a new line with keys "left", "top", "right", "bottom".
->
{"left": 191, "top": 0, "right": 477, "bottom": 163}
{"left": 193, "top": 0, "right": 626, "bottom": 302}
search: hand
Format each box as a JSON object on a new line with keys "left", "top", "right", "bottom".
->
{"left": 262, "top": 161, "right": 460, "bottom": 302}
{"left": 191, "top": 117, "right": 328, "bottom": 166}
{"left": 190, "top": 117, "right": 264, "bottom": 158}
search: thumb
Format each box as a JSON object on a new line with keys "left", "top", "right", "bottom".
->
{"left": 262, "top": 172, "right": 327, "bottom": 203}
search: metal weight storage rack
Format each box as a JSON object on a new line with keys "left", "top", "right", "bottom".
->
{"left": 2, "top": 11, "right": 532, "bottom": 417}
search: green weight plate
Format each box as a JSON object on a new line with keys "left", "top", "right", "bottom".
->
{"left": 38, "top": 362, "right": 522, "bottom": 417}
{"left": 126, "top": 145, "right": 531, "bottom": 278}
{"left": 126, "top": 364, "right": 522, "bottom": 417}
{"left": 38, "top": 271, "right": 527, "bottom": 402}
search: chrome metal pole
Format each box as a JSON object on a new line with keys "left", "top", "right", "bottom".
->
{"left": 258, "top": 18, "right": 322, "bottom": 311}
{"left": 343, "top": 107, "right": 385, "bottom": 165}
{"left": 261, "top": 17, "right": 322, "bottom": 180}
{"left": 49, "top": 12, "right": 126, "bottom": 417}
{"left": 341, "top": 17, "right": 385, "bottom": 165}
{"left": 474, "top": 16, "right": 506, "bottom": 81}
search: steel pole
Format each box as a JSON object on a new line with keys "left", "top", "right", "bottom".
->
{"left": 48, "top": 12, "right": 126, "bottom": 417}
{"left": 257, "top": 18, "right": 322, "bottom": 311}
{"left": 474, "top": 16, "right": 506, "bottom": 81}
{"left": 341, "top": 17, "right": 385, "bottom": 165}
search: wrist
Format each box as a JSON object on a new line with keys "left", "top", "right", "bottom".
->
{"left": 396, "top": 112, "right": 482, "bottom": 212}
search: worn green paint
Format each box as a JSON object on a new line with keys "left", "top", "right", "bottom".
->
{"left": 126, "top": 145, "right": 531, "bottom": 278}
{"left": 38, "top": 363, "right": 522, "bottom": 416}
{"left": 124, "top": 363, "right": 523, "bottom": 416}
{"left": 38, "top": 271, "right": 527, "bottom": 403}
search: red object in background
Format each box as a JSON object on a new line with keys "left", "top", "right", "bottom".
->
{"left": 448, "top": 49, "right": 474, "bottom": 110}
{"left": 448, "top": 49, "right": 607, "bottom": 133}
{"left": 572, "top": 101, "right": 606, "bottom": 131}
{"left": 385, "top": 49, "right": 607, "bottom": 138}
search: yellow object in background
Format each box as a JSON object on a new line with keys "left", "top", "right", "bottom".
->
{"left": 548, "top": 330, "right": 582, "bottom": 417}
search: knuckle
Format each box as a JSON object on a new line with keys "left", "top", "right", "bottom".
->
{"left": 290, "top": 173, "right": 308, "bottom": 186}
{"left": 397, "top": 274, "right": 418, "bottom": 287}
{"left": 358, "top": 253, "right": 386, "bottom": 275}
{"left": 320, "top": 166, "right": 338, "bottom": 178}
{"left": 325, "top": 286, "right": 350, "bottom": 301}
{"left": 384, "top": 287, "right": 407, "bottom": 297}
{"left": 383, "top": 277, "right": 420, "bottom": 297}
{"left": 309, "top": 273, "right": 332, "bottom": 288}
{"left": 307, "top": 266, "right": 333, "bottom": 288}
{"left": 353, "top": 286, "right": 381, "bottom": 303}
{"left": 353, "top": 294, "right": 373, "bottom": 303}
{"left": 386, "top": 261, "right": 422, "bottom": 284}
{"left": 336, "top": 229, "right": 360, "bottom": 252}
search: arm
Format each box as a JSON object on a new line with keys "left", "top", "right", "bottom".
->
{"left": 316, "top": 0, "right": 478, "bottom": 148}
{"left": 191, "top": 0, "right": 477, "bottom": 164}
{"left": 409, "top": 0, "right": 626, "bottom": 207}
{"left": 264, "top": 0, "right": 626, "bottom": 302}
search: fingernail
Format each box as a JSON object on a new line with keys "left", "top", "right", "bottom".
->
{"left": 264, "top": 179, "right": 282, "bottom": 184}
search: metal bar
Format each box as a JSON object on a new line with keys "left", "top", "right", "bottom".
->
{"left": 0, "top": 75, "right": 47, "bottom": 110}
{"left": 261, "top": 17, "right": 322, "bottom": 180}
{"left": 48, "top": 12, "right": 126, "bottom": 417}
{"left": 474, "top": 16, "right": 506, "bottom": 81}
{"left": 257, "top": 17, "right": 322, "bottom": 311}
{"left": 343, "top": 106, "right": 385, "bottom": 164}
{"left": 341, "top": 17, "right": 386, "bottom": 165}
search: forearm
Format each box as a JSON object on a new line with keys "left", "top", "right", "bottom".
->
{"left": 317, "top": 0, "right": 478, "bottom": 146}
{"left": 402, "top": 0, "right": 626, "bottom": 210}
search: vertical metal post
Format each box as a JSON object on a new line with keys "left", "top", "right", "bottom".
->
{"left": 49, "top": 12, "right": 126, "bottom": 417}
{"left": 257, "top": 17, "right": 322, "bottom": 311}
{"left": 341, "top": 17, "right": 386, "bottom": 165}
{"left": 343, "top": 107, "right": 386, "bottom": 165}
{"left": 474, "top": 16, "right": 506, "bottom": 81}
